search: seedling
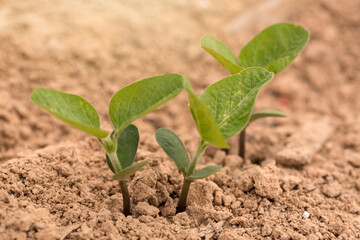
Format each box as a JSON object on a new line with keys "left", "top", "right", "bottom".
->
{"left": 156, "top": 68, "right": 274, "bottom": 212}
{"left": 201, "top": 22, "right": 309, "bottom": 159}
{"left": 30, "top": 74, "right": 184, "bottom": 216}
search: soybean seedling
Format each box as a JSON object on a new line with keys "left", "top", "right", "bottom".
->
{"left": 201, "top": 22, "right": 309, "bottom": 159}
{"left": 156, "top": 68, "right": 274, "bottom": 212}
{"left": 30, "top": 74, "right": 184, "bottom": 216}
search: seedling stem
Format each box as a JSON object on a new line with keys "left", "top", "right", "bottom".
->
{"left": 177, "top": 139, "right": 208, "bottom": 213}
{"left": 239, "top": 130, "right": 246, "bottom": 160}
{"left": 100, "top": 136, "right": 116, "bottom": 153}
{"left": 107, "top": 150, "right": 122, "bottom": 173}
{"left": 103, "top": 138, "right": 131, "bottom": 215}
{"left": 176, "top": 179, "right": 192, "bottom": 213}
{"left": 186, "top": 139, "right": 207, "bottom": 176}
{"left": 119, "top": 180, "right": 131, "bottom": 216}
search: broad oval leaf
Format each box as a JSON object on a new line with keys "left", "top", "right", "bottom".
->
{"left": 106, "top": 124, "right": 139, "bottom": 173}
{"left": 200, "top": 67, "right": 274, "bottom": 139}
{"left": 30, "top": 88, "right": 108, "bottom": 138}
{"left": 201, "top": 34, "right": 243, "bottom": 74}
{"left": 186, "top": 165, "right": 222, "bottom": 181}
{"left": 249, "top": 109, "right": 286, "bottom": 125}
{"left": 185, "top": 85, "right": 228, "bottom": 148}
{"left": 109, "top": 74, "right": 183, "bottom": 131}
{"left": 239, "top": 23, "right": 309, "bottom": 74}
{"left": 112, "top": 161, "right": 148, "bottom": 181}
{"left": 155, "top": 128, "right": 190, "bottom": 173}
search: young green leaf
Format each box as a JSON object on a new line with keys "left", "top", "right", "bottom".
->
{"left": 109, "top": 74, "right": 184, "bottom": 132}
{"left": 182, "top": 76, "right": 199, "bottom": 128}
{"left": 155, "top": 128, "right": 190, "bottom": 173}
{"left": 106, "top": 154, "right": 116, "bottom": 174}
{"left": 115, "top": 124, "right": 139, "bottom": 169}
{"left": 201, "top": 34, "right": 243, "bottom": 74}
{"left": 112, "top": 161, "right": 148, "bottom": 181}
{"left": 185, "top": 86, "right": 228, "bottom": 148}
{"left": 106, "top": 124, "right": 139, "bottom": 173}
{"left": 249, "top": 109, "right": 286, "bottom": 124}
{"left": 239, "top": 23, "right": 309, "bottom": 74}
{"left": 200, "top": 67, "right": 274, "bottom": 139}
{"left": 186, "top": 165, "right": 222, "bottom": 180}
{"left": 30, "top": 88, "right": 108, "bottom": 138}
{"left": 182, "top": 75, "right": 193, "bottom": 91}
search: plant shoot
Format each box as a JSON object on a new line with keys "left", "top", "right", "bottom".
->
{"left": 31, "top": 73, "right": 184, "bottom": 216}
{"left": 201, "top": 22, "right": 309, "bottom": 159}
{"left": 156, "top": 68, "right": 273, "bottom": 212}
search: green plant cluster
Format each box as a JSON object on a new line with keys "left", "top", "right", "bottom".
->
{"left": 201, "top": 23, "right": 309, "bottom": 158}
{"left": 30, "top": 23, "right": 309, "bottom": 215}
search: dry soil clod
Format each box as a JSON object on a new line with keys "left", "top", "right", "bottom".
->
{"left": 276, "top": 118, "right": 333, "bottom": 167}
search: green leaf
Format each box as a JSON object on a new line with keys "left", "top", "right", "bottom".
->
{"left": 186, "top": 165, "right": 222, "bottom": 180}
{"left": 115, "top": 124, "right": 139, "bottom": 168}
{"left": 106, "top": 153, "right": 116, "bottom": 174}
{"left": 249, "top": 109, "right": 286, "bottom": 124}
{"left": 183, "top": 76, "right": 199, "bottom": 128}
{"left": 239, "top": 23, "right": 309, "bottom": 74}
{"left": 109, "top": 74, "right": 184, "bottom": 131}
{"left": 112, "top": 161, "right": 148, "bottom": 181}
{"left": 200, "top": 67, "right": 274, "bottom": 139}
{"left": 30, "top": 88, "right": 108, "bottom": 138}
{"left": 201, "top": 34, "right": 244, "bottom": 74}
{"left": 155, "top": 128, "right": 190, "bottom": 173}
{"left": 106, "top": 124, "right": 139, "bottom": 173}
{"left": 182, "top": 75, "right": 193, "bottom": 91}
{"left": 185, "top": 83, "right": 228, "bottom": 148}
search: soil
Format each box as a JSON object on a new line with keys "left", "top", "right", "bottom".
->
{"left": 1, "top": 0, "right": 360, "bottom": 239}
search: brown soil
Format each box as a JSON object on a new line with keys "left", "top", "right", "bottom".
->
{"left": 1, "top": 0, "right": 360, "bottom": 239}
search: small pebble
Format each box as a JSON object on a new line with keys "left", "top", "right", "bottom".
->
{"left": 302, "top": 211, "right": 310, "bottom": 218}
